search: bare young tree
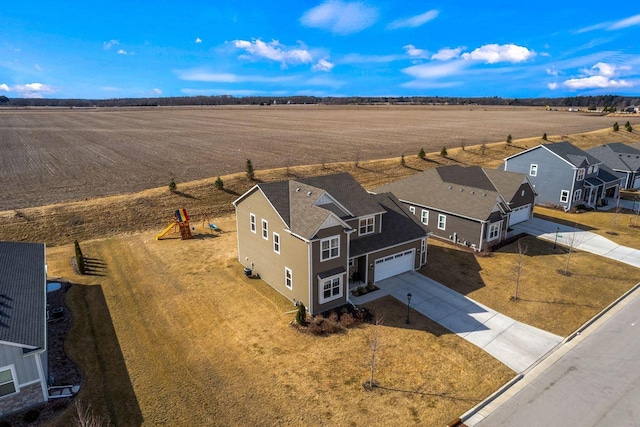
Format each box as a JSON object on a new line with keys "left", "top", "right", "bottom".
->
{"left": 561, "top": 230, "right": 582, "bottom": 276}
{"left": 366, "top": 318, "right": 384, "bottom": 390}
{"left": 512, "top": 241, "right": 528, "bottom": 300}
{"left": 480, "top": 143, "right": 487, "bottom": 156}
{"left": 74, "top": 400, "right": 109, "bottom": 427}
{"left": 609, "top": 197, "right": 622, "bottom": 235}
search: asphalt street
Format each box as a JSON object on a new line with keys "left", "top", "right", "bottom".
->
{"left": 471, "top": 289, "right": 640, "bottom": 426}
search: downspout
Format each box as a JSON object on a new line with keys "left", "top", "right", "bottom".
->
{"left": 308, "top": 241, "right": 313, "bottom": 315}
{"left": 479, "top": 221, "right": 486, "bottom": 252}
{"left": 567, "top": 168, "right": 577, "bottom": 211}
{"left": 35, "top": 350, "right": 48, "bottom": 401}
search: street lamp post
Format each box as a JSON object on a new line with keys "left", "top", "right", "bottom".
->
{"left": 406, "top": 292, "right": 412, "bottom": 324}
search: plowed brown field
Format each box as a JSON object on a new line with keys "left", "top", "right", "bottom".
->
{"left": 2, "top": 105, "right": 636, "bottom": 210}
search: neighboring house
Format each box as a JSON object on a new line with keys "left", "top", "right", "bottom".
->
{"left": 586, "top": 143, "right": 640, "bottom": 189}
{"left": 502, "top": 142, "right": 622, "bottom": 210}
{"left": 0, "top": 242, "right": 48, "bottom": 416}
{"left": 233, "top": 173, "right": 429, "bottom": 315}
{"left": 372, "top": 165, "right": 536, "bottom": 251}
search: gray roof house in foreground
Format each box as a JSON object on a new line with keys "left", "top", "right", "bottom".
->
{"left": 373, "top": 165, "right": 535, "bottom": 251}
{"left": 233, "top": 173, "right": 429, "bottom": 314}
{"left": 586, "top": 143, "right": 640, "bottom": 189}
{"left": 0, "top": 242, "right": 48, "bottom": 416}
{"left": 502, "top": 142, "right": 622, "bottom": 210}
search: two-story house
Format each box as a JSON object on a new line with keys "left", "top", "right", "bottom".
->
{"left": 233, "top": 173, "right": 429, "bottom": 315}
{"left": 502, "top": 142, "right": 621, "bottom": 210}
{"left": 0, "top": 242, "right": 49, "bottom": 417}
{"left": 372, "top": 165, "right": 536, "bottom": 251}
{"left": 586, "top": 143, "right": 640, "bottom": 190}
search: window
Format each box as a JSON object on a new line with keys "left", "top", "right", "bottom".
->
{"left": 588, "top": 166, "right": 593, "bottom": 174}
{"left": 529, "top": 164, "right": 538, "bottom": 176}
{"left": 560, "top": 190, "right": 569, "bottom": 203}
{"left": 0, "top": 367, "right": 16, "bottom": 397}
{"left": 421, "top": 209, "right": 429, "bottom": 225}
{"left": 521, "top": 190, "right": 525, "bottom": 197}
{"left": 593, "top": 165, "right": 599, "bottom": 173}
{"left": 250, "top": 213, "right": 256, "bottom": 233}
{"left": 409, "top": 206, "right": 415, "bottom": 215}
{"left": 488, "top": 222, "right": 501, "bottom": 241}
{"left": 574, "top": 189, "right": 582, "bottom": 201}
{"left": 576, "top": 168, "right": 585, "bottom": 181}
{"left": 320, "top": 236, "right": 340, "bottom": 261}
{"left": 358, "top": 216, "right": 375, "bottom": 235}
{"left": 437, "top": 214, "right": 446, "bottom": 230}
{"left": 285, "top": 267, "right": 292, "bottom": 289}
{"left": 273, "top": 232, "right": 280, "bottom": 254}
{"left": 262, "top": 219, "right": 268, "bottom": 240}
{"left": 320, "top": 275, "right": 342, "bottom": 304}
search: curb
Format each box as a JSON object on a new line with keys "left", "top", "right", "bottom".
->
{"left": 459, "top": 281, "right": 640, "bottom": 426}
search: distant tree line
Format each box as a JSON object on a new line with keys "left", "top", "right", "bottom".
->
{"left": 1, "top": 94, "right": 638, "bottom": 109}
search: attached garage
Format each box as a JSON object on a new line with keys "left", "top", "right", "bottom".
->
{"left": 508, "top": 204, "right": 531, "bottom": 226}
{"left": 374, "top": 250, "right": 415, "bottom": 282}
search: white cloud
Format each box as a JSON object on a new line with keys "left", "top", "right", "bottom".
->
{"left": 402, "top": 60, "right": 467, "bottom": 79}
{"left": 431, "top": 47, "right": 463, "bottom": 61}
{"left": 462, "top": 44, "right": 535, "bottom": 64}
{"left": 582, "top": 62, "right": 630, "bottom": 77}
{"left": 306, "top": 76, "right": 344, "bottom": 87}
{"left": 13, "top": 83, "right": 56, "bottom": 98}
{"left": 548, "top": 82, "right": 559, "bottom": 90}
{"left": 339, "top": 53, "right": 402, "bottom": 64}
{"left": 388, "top": 10, "right": 438, "bottom": 30}
{"left": 34, "top": 64, "right": 42, "bottom": 71}
{"left": 0, "top": 83, "right": 9, "bottom": 92}
{"left": 313, "top": 59, "right": 334, "bottom": 72}
{"left": 103, "top": 40, "right": 119, "bottom": 50}
{"left": 117, "top": 49, "right": 130, "bottom": 55}
{"left": 300, "top": 0, "right": 378, "bottom": 35}
{"left": 403, "top": 44, "right": 429, "bottom": 58}
{"left": 608, "top": 13, "right": 640, "bottom": 30}
{"left": 563, "top": 75, "right": 632, "bottom": 89}
{"left": 152, "top": 88, "right": 162, "bottom": 95}
{"left": 233, "top": 39, "right": 312, "bottom": 66}
{"left": 176, "top": 69, "right": 295, "bottom": 84}
{"left": 195, "top": 37, "right": 202, "bottom": 44}
{"left": 546, "top": 67, "right": 559, "bottom": 76}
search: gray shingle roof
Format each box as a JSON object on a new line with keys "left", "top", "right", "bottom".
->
{"left": 372, "top": 166, "right": 522, "bottom": 221}
{"left": 258, "top": 173, "right": 385, "bottom": 240}
{"left": 543, "top": 142, "right": 601, "bottom": 167}
{"left": 586, "top": 143, "right": 640, "bottom": 172}
{"left": 349, "top": 193, "right": 429, "bottom": 257}
{"left": 0, "top": 242, "right": 46, "bottom": 349}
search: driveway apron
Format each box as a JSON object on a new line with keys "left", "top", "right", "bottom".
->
{"left": 372, "top": 272, "right": 563, "bottom": 373}
{"left": 510, "top": 217, "right": 640, "bottom": 268}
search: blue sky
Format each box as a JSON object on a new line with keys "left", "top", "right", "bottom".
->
{"left": 1, "top": 2, "right": 639, "bottom": 99}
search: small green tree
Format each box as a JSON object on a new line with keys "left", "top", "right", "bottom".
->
{"left": 625, "top": 121, "right": 631, "bottom": 128}
{"left": 440, "top": 146, "right": 448, "bottom": 157}
{"left": 507, "top": 134, "right": 512, "bottom": 145}
{"left": 74, "top": 240, "right": 86, "bottom": 275}
{"left": 296, "top": 302, "right": 307, "bottom": 325}
{"left": 418, "top": 148, "right": 426, "bottom": 159}
{"left": 627, "top": 124, "right": 633, "bottom": 132}
{"left": 214, "top": 176, "right": 224, "bottom": 190}
{"left": 245, "top": 159, "right": 255, "bottom": 181}
{"left": 542, "top": 132, "right": 547, "bottom": 140}
{"left": 613, "top": 122, "right": 619, "bottom": 132}
{"left": 168, "top": 177, "right": 177, "bottom": 192}
{"left": 400, "top": 153, "right": 405, "bottom": 167}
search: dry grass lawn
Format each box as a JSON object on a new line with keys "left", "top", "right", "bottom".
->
{"left": 43, "top": 215, "right": 513, "bottom": 426}
{"left": 423, "top": 237, "right": 640, "bottom": 337}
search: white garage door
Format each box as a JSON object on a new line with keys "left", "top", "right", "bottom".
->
{"left": 509, "top": 204, "right": 531, "bottom": 226}
{"left": 374, "top": 250, "right": 415, "bottom": 282}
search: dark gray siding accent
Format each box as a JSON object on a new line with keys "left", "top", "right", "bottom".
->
{"left": 426, "top": 209, "right": 484, "bottom": 248}
{"left": 510, "top": 182, "right": 536, "bottom": 208}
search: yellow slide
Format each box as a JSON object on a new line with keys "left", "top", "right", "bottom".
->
{"left": 156, "top": 223, "right": 175, "bottom": 240}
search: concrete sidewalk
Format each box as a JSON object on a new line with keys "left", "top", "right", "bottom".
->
{"left": 510, "top": 217, "right": 640, "bottom": 268}
{"left": 353, "top": 271, "right": 563, "bottom": 373}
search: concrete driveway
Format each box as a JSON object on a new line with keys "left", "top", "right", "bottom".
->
{"left": 510, "top": 217, "right": 640, "bottom": 268}
{"left": 366, "top": 271, "right": 563, "bottom": 373}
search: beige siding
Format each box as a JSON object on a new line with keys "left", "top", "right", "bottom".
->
{"left": 236, "top": 189, "right": 310, "bottom": 309}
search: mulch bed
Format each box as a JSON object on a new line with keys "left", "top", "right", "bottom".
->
{"left": 1, "top": 280, "right": 82, "bottom": 426}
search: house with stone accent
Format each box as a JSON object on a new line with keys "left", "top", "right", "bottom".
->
{"left": 372, "top": 165, "right": 536, "bottom": 251}
{"left": 0, "top": 242, "right": 49, "bottom": 417}
{"left": 233, "top": 173, "right": 429, "bottom": 315}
